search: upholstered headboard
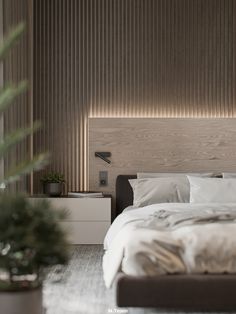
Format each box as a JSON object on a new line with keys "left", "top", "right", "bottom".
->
{"left": 116, "top": 175, "right": 136, "bottom": 216}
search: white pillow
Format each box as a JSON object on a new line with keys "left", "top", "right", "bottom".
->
{"left": 187, "top": 176, "right": 236, "bottom": 203}
{"left": 137, "top": 172, "right": 215, "bottom": 179}
{"left": 223, "top": 173, "right": 236, "bottom": 178}
{"left": 129, "top": 177, "right": 189, "bottom": 208}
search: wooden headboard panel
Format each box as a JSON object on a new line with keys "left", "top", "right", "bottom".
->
{"left": 89, "top": 118, "right": 236, "bottom": 196}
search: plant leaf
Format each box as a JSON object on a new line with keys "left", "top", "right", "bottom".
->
{"left": 0, "top": 81, "right": 28, "bottom": 113}
{"left": 0, "top": 22, "right": 25, "bottom": 60}
{"left": 0, "top": 122, "right": 41, "bottom": 159}
{"left": 3, "top": 153, "right": 50, "bottom": 185}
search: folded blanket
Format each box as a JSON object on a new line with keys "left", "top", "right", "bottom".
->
{"left": 140, "top": 208, "right": 236, "bottom": 230}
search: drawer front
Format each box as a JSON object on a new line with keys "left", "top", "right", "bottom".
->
{"left": 61, "top": 221, "right": 110, "bottom": 244}
{"left": 30, "top": 198, "right": 111, "bottom": 221}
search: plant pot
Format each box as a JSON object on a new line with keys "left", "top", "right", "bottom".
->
{"left": 0, "top": 287, "right": 43, "bottom": 314}
{"left": 44, "top": 182, "right": 63, "bottom": 196}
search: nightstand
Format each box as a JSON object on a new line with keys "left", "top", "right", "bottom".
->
{"left": 30, "top": 196, "right": 111, "bottom": 244}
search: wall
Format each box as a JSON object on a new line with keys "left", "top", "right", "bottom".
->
{"left": 2, "top": 0, "right": 33, "bottom": 192}
{"left": 0, "top": 0, "right": 4, "bottom": 183}
{"left": 33, "top": 0, "right": 236, "bottom": 193}
{"left": 89, "top": 118, "right": 236, "bottom": 198}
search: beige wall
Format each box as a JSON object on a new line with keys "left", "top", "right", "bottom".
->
{"left": 89, "top": 118, "right": 236, "bottom": 197}
{"left": 31, "top": 0, "right": 236, "bottom": 192}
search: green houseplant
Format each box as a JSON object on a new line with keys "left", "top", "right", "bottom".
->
{"left": 40, "top": 171, "right": 65, "bottom": 196}
{"left": 0, "top": 24, "right": 69, "bottom": 314}
{"left": 0, "top": 195, "right": 69, "bottom": 314}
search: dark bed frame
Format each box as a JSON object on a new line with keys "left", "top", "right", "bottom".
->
{"left": 115, "top": 175, "right": 236, "bottom": 310}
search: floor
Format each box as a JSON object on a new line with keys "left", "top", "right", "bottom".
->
{"left": 43, "top": 245, "right": 235, "bottom": 314}
{"left": 44, "top": 245, "right": 115, "bottom": 314}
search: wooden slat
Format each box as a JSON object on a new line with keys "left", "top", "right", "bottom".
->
{"left": 3, "top": 0, "right": 32, "bottom": 192}
{"left": 0, "top": 0, "right": 4, "bottom": 183}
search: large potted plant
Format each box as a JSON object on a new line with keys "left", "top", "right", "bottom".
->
{"left": 0, "top": 24, "right": 69, "bottom": 314}
{"left": 40, "top": 172, "right": 65, "bottom": 196}
{"left": 0, "top": 195, "right": 69, "bottom": 314}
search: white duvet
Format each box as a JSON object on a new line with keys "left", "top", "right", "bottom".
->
{"left": 103, "top": 203, "right": 236, "bottom": 288}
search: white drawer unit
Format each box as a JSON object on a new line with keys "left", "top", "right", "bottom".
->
{"left": 30, "top": 197, "right": 111, "bottom": 244}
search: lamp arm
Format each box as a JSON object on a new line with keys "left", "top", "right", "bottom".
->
{"left": 95, "top": 152, "right": 111, "bottom": 164}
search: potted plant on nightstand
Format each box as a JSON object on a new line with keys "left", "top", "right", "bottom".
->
{"left": 0, "top": 23, "right": 69, "bottom": 314}
{"left": 40, "top": 172, "right": 65, "bottom": 196}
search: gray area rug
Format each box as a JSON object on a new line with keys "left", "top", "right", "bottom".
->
{"left": 43, "top": 245, "right": 235, "bottom": 314}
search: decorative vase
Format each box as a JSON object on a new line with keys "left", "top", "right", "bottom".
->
{"left": 0, "top": 287, "right": 43, "bottom": 314}
{"left": 44, "top": 182, "right": 63, "bottom": 196}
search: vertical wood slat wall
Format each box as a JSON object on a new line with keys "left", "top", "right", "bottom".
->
{"left": 0, "top": 0, "right": 4, "bottom": 183}
{"left": 3, "top": 0, "right": 32, "bottom": 192}
{"left": 31, "top": 0, "right": 235, "bottom": 192}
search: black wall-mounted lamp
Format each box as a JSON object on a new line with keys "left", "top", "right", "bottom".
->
{"left": 95, "top": 152, "right": 111, "bottom": 164}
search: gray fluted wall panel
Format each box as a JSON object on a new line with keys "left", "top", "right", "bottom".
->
{"left": 33, "top": 0, "right": 236, "bottom": 192}
{"left": 3, "top": 0, "right": 32, "bottom": 192}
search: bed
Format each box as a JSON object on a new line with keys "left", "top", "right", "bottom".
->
{"left": 103, "top": 174, "right": 236, "bottom": 310}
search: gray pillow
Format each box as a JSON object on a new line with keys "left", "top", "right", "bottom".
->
{"left": 129, "top": 177, "right": 190, "bottom": 208}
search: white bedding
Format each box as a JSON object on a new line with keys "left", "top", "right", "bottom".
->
{"left": 103, "top": 203, "right": 236, "bottom": 288}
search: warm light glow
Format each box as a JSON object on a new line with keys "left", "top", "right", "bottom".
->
{"left": 89, "top": 114, "right": 236, "bottom": 118}
{"left": 79, "top": 117, "right": 89, "bottom": 191}
{"left": 88, "top": 102, "right": 236, "bottom": 119}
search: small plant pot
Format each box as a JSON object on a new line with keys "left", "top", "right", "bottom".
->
{"left": 0, "top": 287, "right": 43, "bottom": 314}
{"left": 44, "top": 182, "right": 63, "bottom": 196}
